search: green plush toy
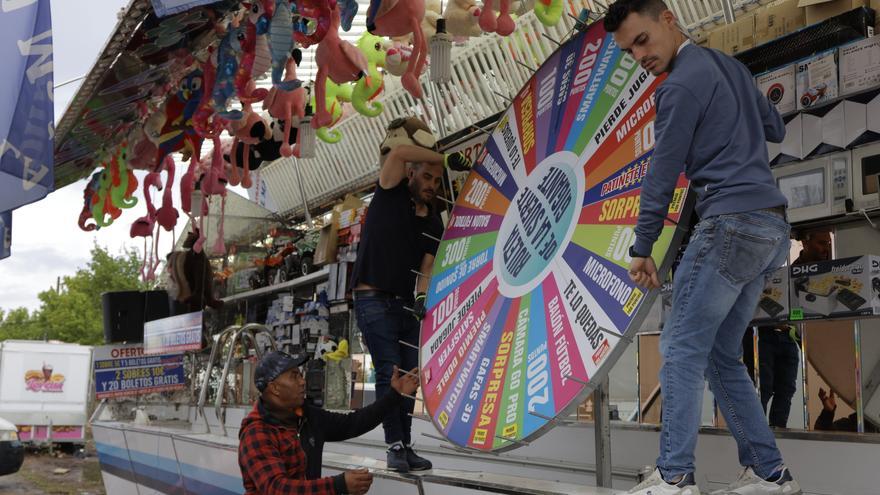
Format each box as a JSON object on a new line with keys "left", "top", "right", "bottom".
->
{"left": 352, "top": 32, "right": 387, "bottom": 118}
{"left": 310, "top": 80, "right": 354, "bottom": 143}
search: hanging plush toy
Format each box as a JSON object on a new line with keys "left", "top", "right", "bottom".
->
{"left": 366, "top": 0, "right": 428, "bottom": 99}
{"left": 312, "top": 2, "right": 369, "bottom": 128}
{"left": 78, "top": 171, "right": 103, "bottom": 232}
{"left": 384, "top": 41, "right": 413, "bottom": 77}
{"left": 479, "top": 0, "right": 515, "bottom": 36}
{"left": 91, "top": 165, "right": 122, "bottom": 228}
{"left": 247, "top": 1, "right": 275, "bottom": 83}
{"left": 228, "top": 81, "right": 269, "bottom": 189}
{"left": 310, "top": 80, "right": 353, "bottom": 143}
{"left": 264, "top": 50, "right": 307, "bottom": 156}
{"left": 351, "top": 33, "right": 387, "bottom": 118}
{"left": 339, "top": 0, "right": 358, "bottom": 30}
{"left": 212, "top": 16, "right": 246, "bottom": 119}
{"left": 156, "top": 157, "right": 179, "bottom": 232}
{"left": 146, "top": 67, "right": 205, "bottom": 170}
{"left": 534, "top": 0, "right": 563, "bottom": 26}
{"left": 235, "top": 1, "right": 273, "bottom": 102}
{"left": 444, "top": 0, "right": 483, "bottom": 38}
{"left": 293, "top": 0, "right": 334, "bottom": 47}
{"left": 423, "top": 0, "right": 443, "bottom": 39}
{"left": 269, "top": 0, "right": 301, "bottom": 90}
{"left": 109, "top": 142, "right": 139, "bottom": 211}
{"left": 130, "top": 171, "right": 163, "bottom": 281}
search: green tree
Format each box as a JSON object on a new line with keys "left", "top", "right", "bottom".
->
{"left": 0, "top": 244, "right": 147, "bottom": 345}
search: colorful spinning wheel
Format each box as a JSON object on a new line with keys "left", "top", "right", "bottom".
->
{"left": 419, "top": 21, "right": 694, "bottom": 452}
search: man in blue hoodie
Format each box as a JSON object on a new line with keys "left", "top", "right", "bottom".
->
{"left": 604, "top": 1, "right": 800, "bottom": 494}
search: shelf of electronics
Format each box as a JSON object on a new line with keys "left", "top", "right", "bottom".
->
{"left": 221, "top": 266, "right": 330, "bottom": 303}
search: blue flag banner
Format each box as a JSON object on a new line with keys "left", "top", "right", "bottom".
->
{"left": 0, "top": 0, "right": 54, "bottom": 215}
{"left": 150, "top": 0, "right": 221, "bottom": 18}
{"left": 0, "top": 211, "right": 10, "bottom": 260}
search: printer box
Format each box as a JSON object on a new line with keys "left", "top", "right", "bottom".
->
{"left": 789, "top": 255, "right": 880, "bottom": 320}
{"left": 839, "top": 36, "right": 880, "bottom": 96}
{"left": 757, "top": 64, "right": 797, "bottom": 114}
{"left": 796, "top": 49, "right": 839, "bottom": 110}
{"left": 753, "top": 267, "right": 790, "bottom": 323}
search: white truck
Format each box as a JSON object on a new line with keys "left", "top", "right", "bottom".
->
{"left": 0, "top": 341, "right": 92, "bottom": 444}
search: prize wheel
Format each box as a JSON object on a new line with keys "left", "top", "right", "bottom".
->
{"left": 419, "top": 20, "right": 695, "bottom": 453}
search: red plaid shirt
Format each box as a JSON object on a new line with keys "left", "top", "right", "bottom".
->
{"left": 238, "top": 402, "right": 344, "bottom": 495}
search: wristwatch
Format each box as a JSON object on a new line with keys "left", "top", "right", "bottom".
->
{"left": 628, "top": 245, "right": 649, "bottom": 259}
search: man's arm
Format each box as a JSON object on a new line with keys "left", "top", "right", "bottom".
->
{"left": 632, "top": 82, "right": 701, "bottom": 257}
{"left": 379, "top": 145, "right": 445, "bottom": 189}
{"left": 317, "top": 388, "right": 404, "bottom": 442}
{"left": 239, "top": 423, "right": 343, "bottom": 494}
{"left": 755, "top": 85, "right": 785, "bottom": 143}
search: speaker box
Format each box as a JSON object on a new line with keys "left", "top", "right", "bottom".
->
{"left": 101, "top": 290, "right": 171, "bottom": 344}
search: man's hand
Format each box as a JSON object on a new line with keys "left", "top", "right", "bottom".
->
{"left": 344, "top": 468, "right": 373, "bottom": 495}
{"left": 819, "top": 387, "right": 836, "bottom": 412}
{"left": 444, "top": 151, "right": 472, "bottom": 172}
{"left": 628, "top": 256, "right": 660, "bottom": 289}
{"left": 412, "top": 293, "right": 427, "bottom": 321}
{"left": 390, "top": 365, "right": 420, "bottom": 396}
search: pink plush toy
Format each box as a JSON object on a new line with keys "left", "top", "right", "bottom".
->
{"left": 156, "top": 156, "right": 179, "bottom": 232}
{"left": 264, "top": 55, "right": 307, "bottom": 157}
{"left": 228, "top": 81, "right": 269, "bottom": 188}
{"left": 312, "top": 2, "right": 369, "bottom": 128}
{"left": 130, "top": 171, "right": 163, "bottom": 281}
{"left": 479, "top": 0, "right": 515, "bottom": 36}
{"left": 367, "top": 0, "right": 427, "bottom": 99}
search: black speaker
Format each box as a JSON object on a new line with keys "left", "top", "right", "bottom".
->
{"left": 101, "top": 290, "right": 171, "bottom": 344}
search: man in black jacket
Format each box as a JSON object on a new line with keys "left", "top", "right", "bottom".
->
{"left": 239, "top": 350, "right": 420, "bottom": 494}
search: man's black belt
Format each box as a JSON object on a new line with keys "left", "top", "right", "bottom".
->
{"left": 353, "top": 289, "right": 398, "bottom": 300}
{"left": 760, "top": 205, "right": 786, "bottom": 217}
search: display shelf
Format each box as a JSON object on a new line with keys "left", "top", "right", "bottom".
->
{"left": 736, "top": 7, "right": 875, "bottom": 75}
{"left": 221, "top": 267, "right": 330, "bottom": 303}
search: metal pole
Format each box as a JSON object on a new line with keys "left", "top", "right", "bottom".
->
{"left": 593, "top": 376, "right": 612, "bottom": 488}
{"left": 854, "top": 319, "right": 865, "bottom": 433}
{"left": 292, "top": 157, "right": 312, "bottom": 224}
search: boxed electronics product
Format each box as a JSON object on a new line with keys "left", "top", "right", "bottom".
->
{"left": 708, "top": 13, "right": 757, "bottom": 54}
{"left": 789, "top": 255, "right": 880, "bottom": 319}
{"left": 839, "top": 35, "right": 880, "bottom": 95}
{"left": 757, "top": 64, "right": 797, "bottom": 114}
{"left": 796, "top": 49, "right": 839, "bottom": 110}
{"left": 752, "top": 267, "right": 790, "bottom": 323}
{"left": 755, "top": 0, "right": 806, "bottom": 45}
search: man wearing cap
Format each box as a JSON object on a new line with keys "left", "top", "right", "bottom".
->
{"left": 350, "top": 116, "right": 471, "bottom": 472}
{"left": 238, "top": 351, "right": 420, "bottom": 494}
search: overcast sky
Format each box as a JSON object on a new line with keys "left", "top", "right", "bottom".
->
{"left": 0, "top": 1, "right": 201, "bottom": 312}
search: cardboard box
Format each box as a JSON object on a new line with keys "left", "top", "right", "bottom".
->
{"left": 708, "top": 13, "right": 757, "bottom": 54}
{"left": 839, "top": 36, "right": 880, "bottom": 95}
{"left": 757, "top": 64, "right": 798, "bottom": 114}
{"left": 313, "top": 222, "right": 339, "bottom": 266}
{"left": 756, "top": 0, "right": 807, "bottom": 44}
{"left": 798, "top": 0, "right": 867, "bottom": 25}
{"left": 752, "top": 267, "right": 791, "bottom": 322}
{"left": 789, "top": 255, "right": 880, "bottom": 320}
{"left": 796, "top": 49, "right": 839, "bottom": 110}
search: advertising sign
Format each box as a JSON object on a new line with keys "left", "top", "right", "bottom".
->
{"left": 144, "top": 311, "right": 202, "bottom": 354}
{"left": 94, "top": 344, "right": 186, "bottom": 399}
{"left": 420, "top": 21, "right": 693, "bottom": 452}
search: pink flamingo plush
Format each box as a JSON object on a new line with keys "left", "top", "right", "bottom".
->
{"left": 130, "top": 171, "right": 163, "bottom": 281}
{"left": 156, "top": 156, "right": 179, "bottom": 232}
{"left": 264, "top": 55, "right": 306, "bottom": 157}
{"left": 367, "top": 0, "right": 427, "bottom": 98}
{"left": 479, "top": 0, "right": 515, "bottom": 36}
{"left": 312, "top": 2, "right": 369, "bottom": 128}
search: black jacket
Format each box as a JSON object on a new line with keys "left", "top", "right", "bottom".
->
{"left": 256, "top": 389, "right": 403, "bottom": 480}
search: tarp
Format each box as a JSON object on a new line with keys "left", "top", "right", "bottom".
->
{"left": 0, "top": 0, "right": 54, "bottom": 259}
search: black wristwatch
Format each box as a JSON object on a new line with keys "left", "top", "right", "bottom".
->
{"left": 628, "top": 245, "right": 649, "bottom": 258}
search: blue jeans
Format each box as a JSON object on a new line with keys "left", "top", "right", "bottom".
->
{"left": 658, "top": 210, "right": 791, "bottom": 479}
{"left": 354, "top": 295, "right": 419, "bottom": 445}
{"left": 758, "top": 327, "right": 800, "bottom": 428}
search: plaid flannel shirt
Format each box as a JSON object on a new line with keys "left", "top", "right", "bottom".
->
{"left": 239, "top": 402, "right": 345, "bottom": 495}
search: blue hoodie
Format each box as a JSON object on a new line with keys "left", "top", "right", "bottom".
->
{"left": 632, "top": 43, "right": 788, "bottom": 256}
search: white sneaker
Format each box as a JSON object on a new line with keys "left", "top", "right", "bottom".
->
{"left": 627, "top": 468, "right": 699, "bottom": 495}
{"left": 710, "top": 467, "right": 801, "bottom": 495}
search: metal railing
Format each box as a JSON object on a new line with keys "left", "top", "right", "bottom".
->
{"left": 197, "top": 324, "right": 278, "bottom": 436}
